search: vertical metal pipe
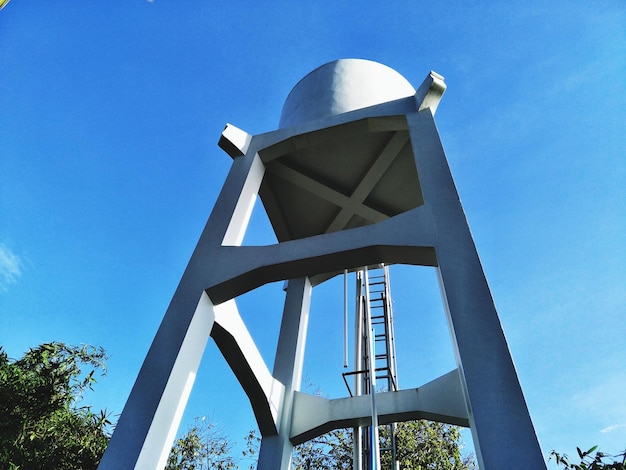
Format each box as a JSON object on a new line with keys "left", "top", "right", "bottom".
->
{"left": 368, "top": 328, "right": 381, "bottom": 470}
{"left": 353, "top": 271, "right": 364, "bottom": 470}
{"left": 355, "top": 271, "right": 363, "bottom": 397}
{"left": 383, "top": 265, "right": 398, "bottom": 390}
{"left": 343, "top": 269, "right": 349, "bottom": 368}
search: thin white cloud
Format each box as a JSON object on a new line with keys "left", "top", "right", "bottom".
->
{"left": 601, "top": 424, "right": 626, "bottom": 434}
{"left": 0, "top": 243, "right": 22, "bottom": 291}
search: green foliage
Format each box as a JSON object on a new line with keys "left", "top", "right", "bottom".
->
{"left": 550, "top": 446, "right": 626, "bottom": 470}
{"left": 290, "top": 421, "right": 476, "bottom": 470}
{"left": 0, "top": 342, "right": 476, "bottom": 470}
{"left": 384, "top": 421, "right": 476, "bottom": 470}
{"left": 241, "top": 429, "right": 261, "bottom": 470}
{"left": 0, "top": 342, "right": 111, "bottom": 469}
{"left": 166, "top": 417, "right": 237, "bottom": 470}
{"left": 291, "top": 428, "right": 353, "bottom": 469}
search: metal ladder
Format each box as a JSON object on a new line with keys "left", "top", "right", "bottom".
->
{"left": 342, "top": 265, "right": 399, "bottom": 470}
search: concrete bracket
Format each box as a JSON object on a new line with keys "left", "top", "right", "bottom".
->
{"left": 219, "top": 123, "right": 253, "bottom": 158}
{"left": 415, "top": 71, "right": 446, "bottom": 115}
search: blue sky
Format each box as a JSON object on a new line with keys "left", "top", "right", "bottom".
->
{"left": 1, "top": 0, "right": 625, "bottom": 464}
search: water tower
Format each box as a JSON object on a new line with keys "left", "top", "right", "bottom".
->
{"left": 99, "top": 59, "right": 546, "bottom": 469}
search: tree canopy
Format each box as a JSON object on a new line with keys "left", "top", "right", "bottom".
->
{"left": 0, "top": 342, "right": 475, "bottom": 469}
{"left": 0, "top": 342, "right": 111, "bottom": 470}
{"left": 168, "top": 419, "right": 476, "bottom": 470}
{"left": 550, "top": 446, "right": 626, "bottom": 470}
{"left": 288, "top": 421, "right": 476, "bottom": 470}
{"left": 9, "top": 341, "right": 622, "bottom": 470}
{"left": 166, "top": 417, "right": 238, "bottom": 470}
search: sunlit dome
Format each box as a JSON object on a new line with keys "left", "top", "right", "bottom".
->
{"left": 279, "top": 58, "right": 416, "bottom": 128}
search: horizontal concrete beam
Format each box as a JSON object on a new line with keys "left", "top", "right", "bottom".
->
{"left": 206, "top": 243, "right": 437, "bottom": 305}
{"left": 290, "top": 369, "right": 469, "bottom": 445}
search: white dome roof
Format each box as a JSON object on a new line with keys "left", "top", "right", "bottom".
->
{"left": 279, "top": 59, "right": 415, "bottom": 128}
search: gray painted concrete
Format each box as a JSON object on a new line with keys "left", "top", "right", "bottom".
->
{"left": 257, "top": 278, "right": 312, "bottom": 469}
{"left": 279, "top": 58, "right": 415, "bottom": 128}
{"left": 290, "top": 369, "right": 470, "bottom": 445}
{"left": 99, "top": 59, "right": 545, "bottom": 469}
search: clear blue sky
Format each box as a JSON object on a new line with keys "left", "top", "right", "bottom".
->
{"left": 1, "top": 0, "right": 625, "bottom": 464}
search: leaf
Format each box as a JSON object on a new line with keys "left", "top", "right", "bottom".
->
{"left": 587, "top": 445, "right": 598, "bottom": 455}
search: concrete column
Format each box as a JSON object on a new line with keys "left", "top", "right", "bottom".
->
{"left": 98, "top": 291, "right": 216, "bottom": 470}
{"left": 257, "top": 277, "right": 312, "bottom": 470}
{"left": 99, "top": 141, "right": 264, "bottom": 470}
{"left": 408, "top": 109, "right": 546, "bottom": 469}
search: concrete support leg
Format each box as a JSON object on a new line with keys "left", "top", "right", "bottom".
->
{"left": 437, "top": 259, "right": 544, "bottom": 469}
{"left": 407, "top": 109, "right": 545, "bottom": 469}
{"left": 257, "top": 277, "right": 312, "bottom": 470}
{"left": 99, "top": 127, "right": 262, "bottom": 470}
{"left": 99, "top": 291, "right": 216, "bottom": 470}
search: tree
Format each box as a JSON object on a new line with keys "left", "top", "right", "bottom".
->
{"left": 0, "top": 341, "right": 475, "bottom": 469}
{"left": 550, "top": 446, "right": 626, "bottom": 470}
{"left": 0, "top": 342, "right": 111, "bottom": 469}
{"left": 384, "top": 421, "right": 476, "bottom": 469}
{"left": 166, "top": 417, "right": 237, "bottom": 470}
{"left": 291, "top": 428, "right": 353, "bottom": 469}
{"left": 289, "top": 420, "right": 476, "bottom": 470}
{"left": 170, "top": 419, "right": 475, "bottom": 470}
